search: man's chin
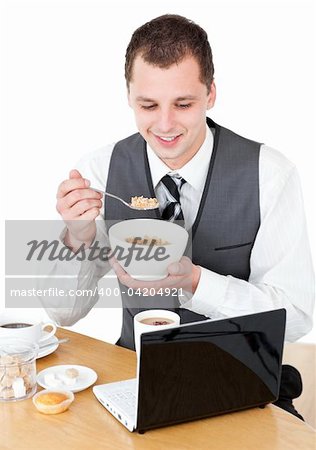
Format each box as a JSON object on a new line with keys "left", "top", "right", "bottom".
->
{"left": 152, "top": 147, "right": 184, "bottom": 161}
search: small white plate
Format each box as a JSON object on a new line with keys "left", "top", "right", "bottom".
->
{"left": 37, "top": 333, "right": 59, "bottom": 359}
{"left": 37, "top": 365, "right": 98, "bottom": 393}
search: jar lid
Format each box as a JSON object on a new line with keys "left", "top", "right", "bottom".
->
{"left": 0, "top": 338, "right": 38, "bottom": 365}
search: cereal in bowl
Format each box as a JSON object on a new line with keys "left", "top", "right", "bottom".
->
{"left": 125, "top": 235, "right": 170, "bottom": 246}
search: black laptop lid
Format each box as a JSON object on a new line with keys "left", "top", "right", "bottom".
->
{"left": 136, "top": 309, "right": 286, "bottom": 432}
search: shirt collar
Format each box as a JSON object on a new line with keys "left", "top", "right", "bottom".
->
{"left": 147, "top": 125, "right": 214, "bottom": 192}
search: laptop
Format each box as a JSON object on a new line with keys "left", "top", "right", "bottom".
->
{"left": 93, "top": 309, "right": 286, "bottom": 433}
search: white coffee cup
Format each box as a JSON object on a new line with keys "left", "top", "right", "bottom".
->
{"left": 134, "top": 309, "right": 180, "bottom": 356}
{"left": 0, "top": 315, "right": 57, "bottom": 344}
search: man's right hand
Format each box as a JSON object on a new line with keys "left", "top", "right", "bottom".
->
{"left": 56, "top": 169, "right": 103, "bottom": 250}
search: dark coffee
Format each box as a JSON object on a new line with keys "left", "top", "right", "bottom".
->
{"left": 140, "top": 317, "right": 174, "bottom": 326}
{"left": 0, "top": 323, "right": 32, "bottom": 329}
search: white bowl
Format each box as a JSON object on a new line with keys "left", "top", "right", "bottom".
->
{"left": 108, "top": 219, "right": 189, "bottom": 280}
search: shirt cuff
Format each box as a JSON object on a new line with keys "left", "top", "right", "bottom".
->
{"left": 59, "top": 221, "right": 109, "bottom": 264}
{"left": 180, "top": 266, "right": 229, "bottom": 317}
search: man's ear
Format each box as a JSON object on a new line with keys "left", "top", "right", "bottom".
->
{"left": 207, "top": 81, "right": 216, "bottom": 110}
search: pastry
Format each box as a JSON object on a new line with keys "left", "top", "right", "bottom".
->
{"left": 33, "top": 389, "right": 74, "bottom": 414}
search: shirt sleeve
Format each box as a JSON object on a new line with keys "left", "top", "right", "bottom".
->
{"left": 41, "top": 144, "right": 116, "bottom": 325}
{"left": 182, "top": 150, "right": 315, "bottom": 343}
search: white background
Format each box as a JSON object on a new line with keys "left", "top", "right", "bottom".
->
{"left": 1, "top": 0, "right": 315, "bottom": 343}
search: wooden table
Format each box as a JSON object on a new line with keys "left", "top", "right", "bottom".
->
{"left": 1, "top": 329, "right": 315, "bottom": 450}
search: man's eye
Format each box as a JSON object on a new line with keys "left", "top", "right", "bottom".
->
{"left": 177, "top": 104, "right": 192, "bottom": 109}
{"left": 140, "top": 105, "right": 156, "bottom": 110}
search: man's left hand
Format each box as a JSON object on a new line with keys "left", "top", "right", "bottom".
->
{"left": 111, "top": 256, "right": 201, "bottom": 295}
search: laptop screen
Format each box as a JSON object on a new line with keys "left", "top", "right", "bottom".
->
{"left": 136, "top": 309, "right": 286, "bottom": 432}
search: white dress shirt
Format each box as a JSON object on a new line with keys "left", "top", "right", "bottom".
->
{"left": 45, "top": 126, "right": 315, "bottom": 342}
{"left": 150, "top": 127, "right": 214, "bottom": 230}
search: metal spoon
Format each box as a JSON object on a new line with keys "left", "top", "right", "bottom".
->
{"left": 15, "top": 338, "right": 70, "bottom": 356}
{"left": 39, "top": 338, "right": 69, "bottom": 350}
{"left": 91, "top": 187, "right": 159, "bottom": 210}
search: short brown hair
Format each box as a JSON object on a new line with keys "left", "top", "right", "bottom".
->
{"left": 125, "top": 14, "right": 214, "bottom": 93}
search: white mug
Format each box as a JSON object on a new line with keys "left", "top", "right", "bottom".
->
{"left": 134, "top": 309, "right": 180, "bottom": 356}
{"left": 0, "top": 315, "right": 57, "bottom": 344}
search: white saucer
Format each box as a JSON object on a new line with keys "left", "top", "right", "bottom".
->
{"left": 37, "top": 365, "right": 98, "bottom": 393}
{"left": 37, "top": 333, "right": 59, "bottom": 359}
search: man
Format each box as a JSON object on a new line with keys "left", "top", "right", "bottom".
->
{"left": 52, "top": 14, "right": 314, "bottom": 419}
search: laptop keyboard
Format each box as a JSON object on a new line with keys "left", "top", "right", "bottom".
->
{"left": 109, "top": 391, "right": 136, "bottom": 410}
{"left": 107, "top": 390, "right": 137, "bottom": 418}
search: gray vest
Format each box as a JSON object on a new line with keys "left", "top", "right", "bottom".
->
{"left": 105, "top": 118, "right": 261, "bottom": 350}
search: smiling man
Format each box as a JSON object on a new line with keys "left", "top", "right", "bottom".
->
{"left": 128, "top": 54, "right": 216, "bottom": 169}
{"left": 50, "top": 14, "right": 314, "bottom": 420}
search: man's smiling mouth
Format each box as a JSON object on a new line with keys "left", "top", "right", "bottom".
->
{"left": 153, "top": 134, "right": 182, "bottom": 145}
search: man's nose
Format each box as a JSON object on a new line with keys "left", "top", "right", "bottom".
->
{"left": 156, "top": 109, "right": 176, "bottom": 133}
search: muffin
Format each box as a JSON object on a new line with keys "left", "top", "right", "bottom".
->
{"left": 33, "top": 389, "right": 74, "bottom": 414}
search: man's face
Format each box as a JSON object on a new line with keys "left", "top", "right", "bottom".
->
{"left": 128, "top": 55, "right": 216, "bottom": 169}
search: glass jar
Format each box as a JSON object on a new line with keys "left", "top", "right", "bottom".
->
{"left": 0, "top": 338, "right": 38, "bottom": 402}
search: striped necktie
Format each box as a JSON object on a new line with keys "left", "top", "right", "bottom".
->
{"left": 160, "top": 174, "right": 186, "bottom": 222}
